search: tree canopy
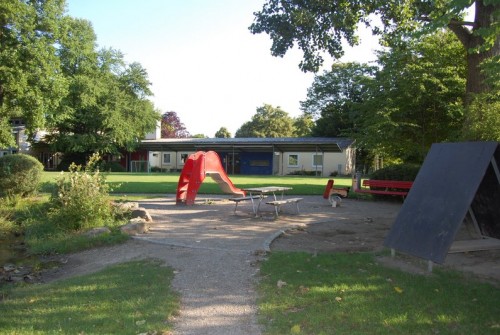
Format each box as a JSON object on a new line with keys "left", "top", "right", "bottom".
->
{"left": 215, "top": 127, "right": 231, "bottom": 138}
{"left": 250, "top": 0, "right": 499, "bottom": 98}
{"left": 44, "top": 17, "right": 159, "bottom": 166}
{"left": 161, "top": 111, "right": 190, "bottom": 138}
{"left": 303, "top": 31, "right": 467, "bottom": 163}
{"left": 235, "top": 104, "right": 295, "bottom": 137}
{"left": 0, "top": 0, "right": 67, "bottom": 147}
{"left": 1, "top": 1, "right": 160, "bottom": 166}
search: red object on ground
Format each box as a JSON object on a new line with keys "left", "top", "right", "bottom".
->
{"left": 176, "top": 151, "right": 245, "bottom": 205}
{"left": 323, "top": 179, "right": 334, "bottom": 199}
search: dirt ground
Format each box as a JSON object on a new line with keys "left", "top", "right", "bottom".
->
{"left": 271, "top": 197, "right": 500, "bottom": 285}
{"left": 37, "top": 196, "right": 500, "bottom": 287}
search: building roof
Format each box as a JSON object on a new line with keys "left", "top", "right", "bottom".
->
{"left": 139, "top": 137, "right": 354, "bottom": 153}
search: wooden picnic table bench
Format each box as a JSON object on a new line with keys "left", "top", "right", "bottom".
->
{"left": 265, "top": 197, "right": 303, "bottom": 217}
{"left": 228, "top": 195, "right": 265, "bottom": 213}
{"left": 355, "top": 179, "right": 413, "bottom": 197}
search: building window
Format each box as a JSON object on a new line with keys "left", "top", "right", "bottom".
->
{"left": 312, "top": 154, "right": 323, "bottom": 168}
{"left": 288, "top": 154, "right": 299, "bottom": 167}
{"left": 181, "top": 153, "right": 189, "bottom": 164}
{"left": 163, "top": 153, "right": 171, "bottom": 164}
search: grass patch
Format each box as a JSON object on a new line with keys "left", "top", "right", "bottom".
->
{"left": 0, "top": 195, "right": 131, "bottom": 256}
{"left": 41, "top": 171, "right": 357, "bottom": 196}
{"left": 25, "top": 226, "right": 129, "bottom": 255}
{"left": 258, "top": 252, "right": 500, "bottom": 335}
{"left": 0, "top": 259, "right": 180, "bottom": 334}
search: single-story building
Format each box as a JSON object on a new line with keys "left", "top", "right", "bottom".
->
{"left": 3, "top": 119, "right": 355, "bottom": 175}
{"left": 132, "top": 137, "right": 355, "bottom": 177}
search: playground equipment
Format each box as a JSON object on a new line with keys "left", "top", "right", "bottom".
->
{"left": 176, "top": 151, "right": 245, "bottom": 205}
{"left": 323, "top": 179, "right": 349, "bottom": 207}
{"left": 385, "top": 141, "right": 500, "bottom": 267}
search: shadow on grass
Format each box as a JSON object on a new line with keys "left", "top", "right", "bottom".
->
{"left": 0, "top": 259, "right": 179, "bottom": 334}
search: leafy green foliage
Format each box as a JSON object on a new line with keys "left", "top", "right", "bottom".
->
{"left": 292, "top": 114, "right": 314, "bottom": 137}
{"left": 0, "top": 154, "right": 44, "bottom": 198}
{"left": 47, "top": 17, "right": 159, "bottom": 164}
{"left": 370, "top": 164, "right": 421, "bottom": 181}
{"left": 0, "top": 0, "right": 68, "bottom": 147}
{"left": 463, "top": 95, "right": 500, "bottom": 141}
{"left": 304, "top": 32, "right": 466, "bottom": 164}
{"left": 100, "top": 161, "right": 127, "bottom": 172}
{"left": 301, "top": 62, "right": 376, "bottom": 138}
{"left": 250, "top": 0, "right": 498, "bottom": 77}
{"left": 49, "top": 153, "right": 113, "bottom": 231}
{"left": 250, "top": 0, "right": 499, "bottom": 141}
{"left": 235, "top": 104, "right": 295, "bottom": 137}
{"left": 215, "top": 127, "right": 232, "bottom": 138}
{"left": 360, "top": 31, "right": 466, "bottom": 162}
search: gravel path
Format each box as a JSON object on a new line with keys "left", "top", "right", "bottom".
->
{"left": 41, "top": 195, "right": 499, "bottom": 334}
{"left": 135, "top": 196, "right": 316, "bottom": 335}
{"left": 46, "top": 195, "right": 322, "bottom": 335}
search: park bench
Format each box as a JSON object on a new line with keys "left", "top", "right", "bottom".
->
{"left": 265, "top": 197, "right": 303, "bottom": 217}
{"left": 355, "top": 179, "right": 413, "bottom": 197}
{"left": 228, "top": 195, "right": 265, "bottom": 213}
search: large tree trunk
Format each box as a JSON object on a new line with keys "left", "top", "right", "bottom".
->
{"left": 448, "top": 0, "right": 500, "bottom": 99}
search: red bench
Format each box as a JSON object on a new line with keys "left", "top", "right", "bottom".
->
{"left": 355, "top": 179, "right": 413, "bottom": 197}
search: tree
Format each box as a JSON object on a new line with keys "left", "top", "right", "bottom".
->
{"left": 215, "top": 127, "right": 231, "bottom": 138}
{"left": 360, "top": 31, "right": 466, "bottom": 162}
{"left": 302, "top": 32, "right": 466, "bottom": 163}
{"left": 235, "top": 104, "right": 294, "bottom": 137}
{"left": 161, "top": 111, "right": 190, "bottom": 138}
{"left": 46, "top": 17, "right": 159, "bottom": 167}
{"left": 292, "top": 114, "right": 314, "bottom": 136}
{"left": 249, "top": 0, "right": 499, "bottom": 98}
{"left": 301, "top": 62, "right": 376, "bottom": 137}
{"left": 0, "top": 0, "right": 67, "bottom": 147}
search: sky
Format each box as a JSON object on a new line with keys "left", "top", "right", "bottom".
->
{"left": 66, "top": 0, "right": 380, "bottom": 137}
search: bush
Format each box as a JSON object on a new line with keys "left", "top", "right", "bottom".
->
{"left": 0, "top": 154, "right": 44, "bottom": 198}
{"left": 49, "top": 153, "right": 114, "bottom": 231}
{"left": 150, "top": 166, "right": 168, "bottom": 173}
{"left": 100, "top": 161, "right": 126, "bottom": 172}
{"left": 288, "top": 170, "right": 320, "bottom": 176}
{"left": 370, "top": 163, "right": 421, "bottom": 181}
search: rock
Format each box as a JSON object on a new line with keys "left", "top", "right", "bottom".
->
{"left": 84, "top": 227, "right": 111, "bottom": 237}
{"left": 131, "top": 207, "right": 153, "bottom": 222}
{"left": 112, "top": 201, "right": 139, "bottom": 211}
{"left": 120, "top": 218, "right": 150, "bottom": 235}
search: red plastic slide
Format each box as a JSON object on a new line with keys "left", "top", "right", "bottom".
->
{"left": 176, "top": 151, "right": 245, "bottom": 205}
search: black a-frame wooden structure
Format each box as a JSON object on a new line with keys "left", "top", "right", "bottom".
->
{"left": 384, "top": 141, "right": 500, "bottom": 265}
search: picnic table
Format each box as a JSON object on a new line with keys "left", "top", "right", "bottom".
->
{"left": 231, "top": 186, "right": 301, "bottom": 217}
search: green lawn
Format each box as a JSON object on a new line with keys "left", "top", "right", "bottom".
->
{"left": 0, "top": 260, "right": 179, "bottom": 335}
{"left": 41, "top": 171, "right": 355, "bottom": 195}
{"left": 258, "top": 252, "right": 500, "bottom": 335}
{"left": 10, "top": 172, "right": 495, "bottom": 334}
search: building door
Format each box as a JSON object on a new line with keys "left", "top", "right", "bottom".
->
{"left": 224, "top": 152, "right": 240, "bottom": 174}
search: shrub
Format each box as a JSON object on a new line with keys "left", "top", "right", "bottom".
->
{"left": 0, "top": 154, "right": 44, "bottom": 198}
{"left": 100, "top": 161, "right": 126, "bottom": 172}
{"left": 49, "top": 153, "right": 113, "bottom": 231}
{"left": 150, "top": 166, "right": 168, "bottom": 173}
{"left": 288, "top": 170, "right": 320, "bottom": 176}
{"left": 370, "top": 163, "right": 421, "bottom": 181}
